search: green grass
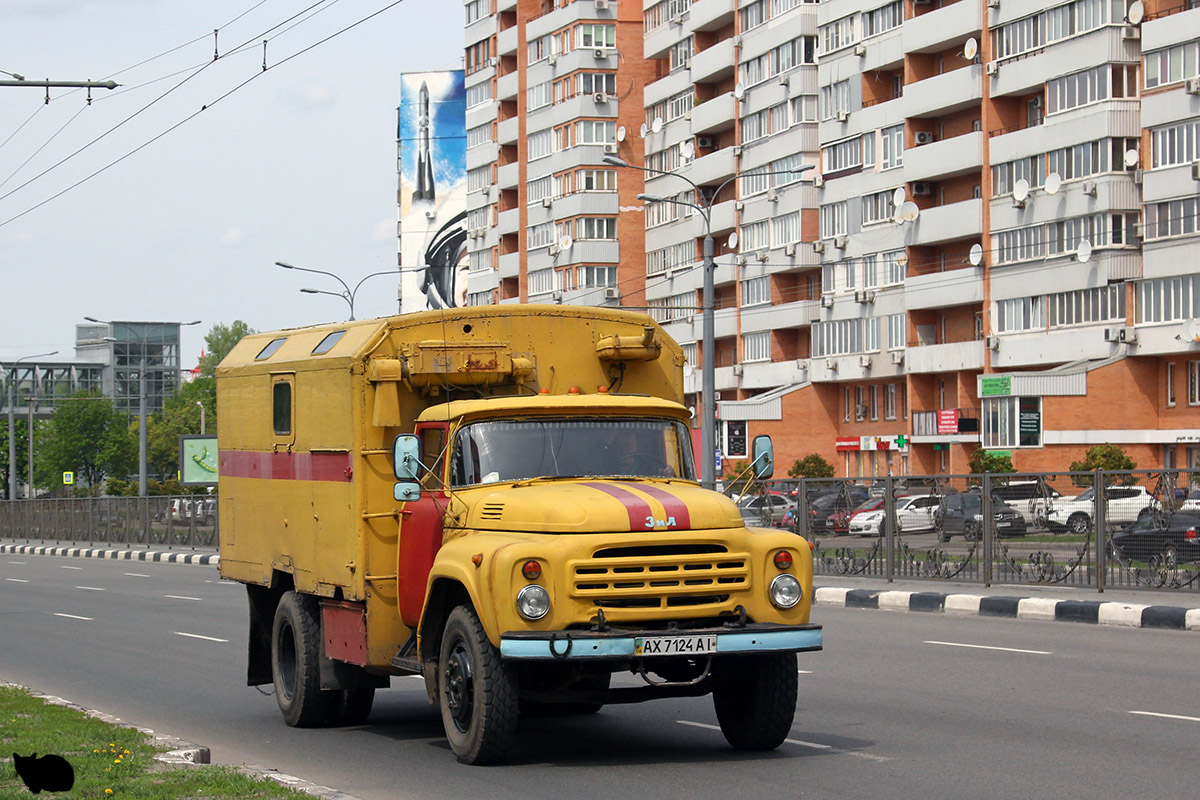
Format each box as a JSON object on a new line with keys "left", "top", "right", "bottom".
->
{"left": 0, "top": 685, "right": 311, "bottom": 799}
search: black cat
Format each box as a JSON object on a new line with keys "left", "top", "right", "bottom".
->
{"left": 12, "top": 752, "right": 75, "bottom": 794}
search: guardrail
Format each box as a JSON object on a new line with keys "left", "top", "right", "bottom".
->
{"left": 0, "top": 496, "right": 218, "bottom": 549}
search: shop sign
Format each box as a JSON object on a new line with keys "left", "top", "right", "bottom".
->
{"left": 937, "top": 409, "right": 959, "bottom": 434}
{"left": 980, "top": 376, "right": 1011, "bottom": 397}
{"left": 835, "top": 437, "right": 861, "bottom": 451}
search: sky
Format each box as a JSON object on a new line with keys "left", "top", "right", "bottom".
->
{"left": 0, "top": 0, "right": 462, "bottom": 366}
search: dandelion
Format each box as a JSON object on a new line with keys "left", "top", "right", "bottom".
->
{"left": 105, "top": 790, "right": 113, "bottom": 796}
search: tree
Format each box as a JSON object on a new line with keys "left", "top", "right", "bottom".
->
{"left": 968, "top": 447, "right": 1015, "bottom": 476}
{"left": 0, "top": 417, "right": 30, "bottom": 499}
{"left": 36, "top": 392, "right": 136, "bottom": 493}
{"left": 788, "top": 453, "right": 835, "bottom": 479}
{"left": 198, "top": 320, "right": 256, "bottom": 378}
{"left": 1070, "top": 444, "right": 1137, "bottom": 486}
{"left": 147, "top": 377, "right": 216, "bottom": 479}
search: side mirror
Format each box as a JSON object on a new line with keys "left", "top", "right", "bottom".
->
{"left": 392, "top": 434, "right": 422, "bottom": 502}
{"left": 751, "top": 434, "right": 774, "bottom": 480}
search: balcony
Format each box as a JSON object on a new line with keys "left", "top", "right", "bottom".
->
{"left": 496, "top": 117, "right": 519, "bottom": 146}
{"left": 498, "top": 251, "right": 520, "bottom": 280}
{"left": 496, "top": 70, "right": 518, "bottom": 102}
{"left": 904, "top": 265, "right": 983, "bottom": 311}
{"left": 903, "top": 131, "right": 983, "bottom": 183}
{"left": 904, "top": 64, "right": 983, "bottom": 119}
{"left": 497, "top": 161, "right": 519, "bottom": 191}
{"left": 911, "top": 408, "right": 981, "bottom": 442}
{"left": 904, "top": 340, "right": 985, "bottom": 374}
{"left": 496, "top": 24, "right": 517, "bottom": 57}
{"left": 691, "top": 92, "right": 737, "bottom": 135}
{"left": 908, "top": 198, "right": 982, "bottom": 246}
{"left": 691, "top": 37, "right": 735, "bottom": 84}
{"left": 903, "top": 0, "right": 981, "bottom": 55}
{"left": 496, "top": 208, "right": 520, "bottom": 236}
{"left": 690, "top": 0, "right": 736, "bottom": 32}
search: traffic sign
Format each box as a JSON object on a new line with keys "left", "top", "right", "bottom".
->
{"left": 62, "top": 472, "right": 74, "bottom": 485}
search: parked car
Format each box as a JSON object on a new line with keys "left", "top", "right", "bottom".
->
{"left": 1045, "top": 485, "right": 1160, "bottom": 534}
{"left": 849, "top": 494, "right": 942, "bottom": 536}
{"left": 806, "top": 486, "right": 870, "bottom": 534}
{"left": 1110, "top": 512, "right": 1200, "bottom": 564}
{"left": 737, "top": 492, "right": 794, "bottom": 527}
{"left": 991, "top": 480, "right": 1062, "bottom": 527}
{"left": 828, "top": 496, "right": 885, "bottom": 535}
{"left": 935, "top": 491, "right": 1027, "bottom": 543}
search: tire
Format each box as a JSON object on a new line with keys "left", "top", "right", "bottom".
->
{"left": 438, "top": 605, "right": 519, "bottom": 765}
{"left": 272, "top": 591, "right": 336, "bottom": 727}
{"left": 1162, "top": 543, "right": 1179, "bottom": 568}
{"left": 936, "top": 526, "right": 950, "bottom": 544}
{"left": 712, "top": 653, "right": 798, "bottom": 751}
{"left": 324, "top": 687, "right": 376, "bottom": 727}
{"left": 964, "top": 521, "right": 980, "bottom": 542}
{"left": 1067, "top": 513, "right": 1091, "bottom": 536}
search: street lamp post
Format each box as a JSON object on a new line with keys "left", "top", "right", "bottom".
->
{"left": 84, "top": 318, "right": 201, "bottom": 496}
{"left": 604, "top": 155, "right": 813, "bottom": 490}
{"left": 4, "top": 351, "right": 58, "bottom": 500}
{"left": 275, "top": 261, "right": 398, "bottom": 321}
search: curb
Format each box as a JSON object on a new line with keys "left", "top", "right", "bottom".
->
{"left": 815, "top": 586, "right": 1200, "bottom": 631}
{"left": 0, "top": 543, "right": 218, "bottom": 566}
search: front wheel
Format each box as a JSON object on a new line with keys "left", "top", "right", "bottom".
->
{"left": 712, "top": 653, "right": 798, "bottom": 751}
{"left": 438, "top": 605, "right": 519, "bottom": 765}
{"left": 1067, "top": 513, "right": 1092, "bottom": 536}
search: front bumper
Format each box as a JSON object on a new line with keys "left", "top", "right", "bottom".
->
{"left": 499, "top": 622, "right": 822, "bottom": 661}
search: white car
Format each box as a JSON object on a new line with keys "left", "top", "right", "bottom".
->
{"left": 1045, "top": 485, "right": 1159, "bottom": 534}
{"left": 849, "top": 494, "right": 942, "bottom": 536}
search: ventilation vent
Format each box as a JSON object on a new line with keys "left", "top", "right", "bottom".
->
{"left": 480, "top": 502, "right": 506, "bottom": 520}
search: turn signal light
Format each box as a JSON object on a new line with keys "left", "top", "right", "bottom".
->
{"left": 522, "top": 559, "right": 543, "bottom": 579}
{"left": 773, "top": 550, "right": 793, "bottom": 570}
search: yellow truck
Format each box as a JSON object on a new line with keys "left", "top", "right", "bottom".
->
{"left": 216, "top": 305, "right": 821, "bottom": 764}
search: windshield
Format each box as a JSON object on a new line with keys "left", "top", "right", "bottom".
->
{"left": 449, "top": 416, "right": 697, "bottom": 487}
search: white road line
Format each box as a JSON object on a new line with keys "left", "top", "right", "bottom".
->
{"left": 54, "top": 613, "right": 93, "bottom": 621}
{"left": 60, "top": 565, "right": 82, "bottom": 570}
{"left": 925, "top": 640, "right": 1051, "bottom": 655}
{"left": 1129, "top": 710, "right": 1200, "bottom": 723}
{"left": 798, "top": 669, "right": 813, "bottom": 674}
{"left": 164, "top": 595, "right": 202, "bottom": 601}
{"left": 675, "top": 720, "right": 891, "bottom": 762}
{"left": 6, "top": 578, "right": 29, "bottom": 583}
{"left": 174, "top": 632, "right": 228, "bottom": 643}
{"left": 75, "top": 586, "right": 106, "bottom": 592}
{"left": 8, "top": 560, "right": 25, "bottom": 564}
{"left": 124, "top": 572, "right": 150, "bottom": 578}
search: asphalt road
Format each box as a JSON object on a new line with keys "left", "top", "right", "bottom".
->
{"left": 2, "top": 553, "right": 1197, "bottom": 800}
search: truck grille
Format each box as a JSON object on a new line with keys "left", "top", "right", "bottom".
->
{"left": 569, "top": 544, "right": 749, "bottom": 610}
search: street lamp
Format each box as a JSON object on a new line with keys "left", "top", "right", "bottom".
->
{"left": 84, "top": 318, "right": 201, "bottom": 496}
{"left": 605, "top": 154, "right": 814, "bottom": 490}
{"left": 275, "top": 261, "right": 398, "bottom": 321}
{"left": 4, "top": 351, "right": 57, "bottom": 500}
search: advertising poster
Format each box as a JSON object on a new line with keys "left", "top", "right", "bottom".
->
{"left": 397, "top": 70, "right": 468, "bottom": 313}
{"left": 180, "top": 435, "right": 219, "bottom": 486}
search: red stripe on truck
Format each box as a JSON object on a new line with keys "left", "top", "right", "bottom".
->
{"left": 634, "top": 484, "right": 691, "bottom": 530}
{"left": 579, "top": 482, "right": 652, "bottom": 531}
{"left": 219, "top": 450, "right": 352, "bottom": 482}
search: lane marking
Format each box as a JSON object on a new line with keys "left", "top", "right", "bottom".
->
{"left": 8, "top": 560, "right": 25, "bottom": 564}
{"left": 164, "top": 595, "right": 202, "bottom": 601}
{"left": 75, "top": 586, "right": 106, "bottom": 592}
{"left": 60, "top": 565, "right": 83, "bottom": 570}
{"left": 798, "top": 669, "right": 813, "bottom": 674}
{"left": 6, "top": 578, "right": 29, "bottom": 583}
{"left": 174, "top": 632, "right": 228, "bottom": 643}
{"left": 54, "top": 613, "right": 93, "bottom": 621}
{"left": 125, "top": 572, "right": 150, "bottom": 578}
{"left": 1129, "top": 710, "right": 1200, "bottom": 723}
{"left": 676, "top": 721, "right": 891, "bottom": 762}
{"left": 925, "top": 640, "right": 1051, "bottom": 655}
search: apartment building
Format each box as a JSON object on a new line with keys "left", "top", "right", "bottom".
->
{"left": 463, "top": 0, "right": 1200, "bottom": 481}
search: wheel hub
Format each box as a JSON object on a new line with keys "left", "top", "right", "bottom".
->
{"left": 443, "top": 641, "right": 474, "bottom": 732}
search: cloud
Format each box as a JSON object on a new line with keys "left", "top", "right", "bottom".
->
{"left": 372, "top": 218, "right": 396, "bottom": 241}
{"left": 220, "top": 226, "right": 246, "bottom": 245}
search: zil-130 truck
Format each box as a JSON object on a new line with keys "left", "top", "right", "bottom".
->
{"left": 216, "top": 305, "right": 821, "bottom": 764}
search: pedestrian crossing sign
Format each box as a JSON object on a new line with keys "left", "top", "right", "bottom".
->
{"left": 62, "top": 472, "right": 74, "bottom": 485}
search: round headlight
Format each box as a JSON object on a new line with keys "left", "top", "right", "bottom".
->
{"left": 769, "top": 574, "right": 802, "bottom": 609}
{"left": 516, "top": 584, "right": 551, "bottom": 620}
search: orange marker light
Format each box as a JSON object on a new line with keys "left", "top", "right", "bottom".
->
{"left": 773, "top": 550, "right": 794, "bottom": 570}
{"left": 597, "top": 385, "right": 609, "bottom": 393}
{"left": 568, "top": 386, "right": 580, "bottom": 394}
{"left": 471, "top": 553, "right": 484, "bottom": 567}
{"left": 522, "top": 560, "right": 542, "bottom": 580}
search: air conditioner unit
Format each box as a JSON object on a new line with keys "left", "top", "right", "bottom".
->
{"left": 834, "top": 235, "right": 848, "bottom": 249}
{"left": 914, "top": 131, "right": 935, "bottom": 145}
{"left": 683, "top": 58, "right": 692, "bottom": 70}
{"left": 890, "top": 350, "right": 905, "bottom": 365}
{"left": 985, "top": 61, "right": 999, "bottom": 76}
{"left": 1187, "top": 78, "right": 1200, "bottom": 95}
{"left": 859, "top": 355, "right": 872, "bottom": 369}
{"left": 696, "top": 136, "right": 714, "bottom": 148}
{"left": 854, "top": 44, "right": 867, "bottom": 57}
{"left": 732, "top": 364, "right": 744, "bottom": 376}
{"left": 767, "top": 189, "right": 779, "bottom": 202}
{"left": 1120, "top": 326, "right": 1138, "bottom": 344}
{"left": 756, "top": 250, "right": 769, "bottom": 262}
{"left": 671, "top": 12, "right": 684, "bottom": 24}
{"left": 911, "top": 181, "right": 932, "bottom": 196}
{"left": 813, "top": 174, "right": 825, "bottom": 188}
{"left": 855, "top": 290, "right": 876, "bottom": 304}
{"left": 855, "top": 403, "right": 868, "bottom": 419}
{"left": 813, "top": 240, "right": 827, "bottom": 254}
{"left": 548, "top": 54, "right": 557, "bottom": 65}
{"left": 734, "top": 200, "right": 745, "bottom": 211}
{"left": 820, "top": 294, "right": 834, "bottom": 307}
{"left": 985, "top": 335, "right": 999, "bottom": 351}
{"left": 542, "top": 197, "right": 552, "bottom": 208}
{"left": 488, "top": 57, "right": 498, "bottom": 68}
{"left": 1103, "top": 327, "right": 1121, "bottom": 342}
{"left": 593, "top": 48, "right": 607, "bottom": 59}
{"left": 552, "top": 290, "right": 563, "bottom": 301}
{"left": 736, "top": 255, "right": 748, "bottom": 266}
{"left": 603, "top": 143, "right": 619, "bottom": 154}
{"left": 1192, "top": 161, "right": 1200, "bottom": 181}
{"left": 827, "top": 359, "right": 839, "bottom": 372}
{"left": 780, "top": 73, "right": 791, "bottom": 87}
{"left": 595, "top": 0, "right": 610, "bottom": 9}
{"left": 732, "top": 144, "right": 742, "bottom": 155}
{"left": 1121, "top": 25, "right": 1140, "bottom": 40}
{"left": 784, "top": 243, "right": 797, "bottom": 257}
{"left": 836, "top": 109, "right": 849, "bottom": 122}
{"left": 1082, "top": 180, "right": 1098, "bottom": 196}
{"left": 594, "top": 92, "right": 609, "bottom": 103}
{"left": 1133, "top": 168, "right": 1144, "bottom": 184}
{"left": 987, "top": 0, "right": 1000, "bottom": 7}
{"left": 548, "top": 244, "right": 559, "bottom": 255}
{"left": 732, "top": 36, "right": 742, "bottom": 47}
{"left": 683, "top": 111, "right": 691, "bottom": 120}
{"left": 604, "top": 287, "right": 619, "bottom": 300}
{"left": 914, "top": 0, "right": 932, "bottom": 4}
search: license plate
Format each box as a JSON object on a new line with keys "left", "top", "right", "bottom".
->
{"left": 997, "top": 521, "right": 1011, "bottom": 527}
{"left": 634, "top": 634, "right": 718, "bottom": 657}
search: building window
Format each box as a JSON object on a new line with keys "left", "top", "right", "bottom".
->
{"left": 1190, "top": 362, "right": 1200, "bottom": 406}
{"left": 819, "top": 202, "right": 847, "bottom": 238}
{"left": 869, "top": 385, "right": 879, "bottom": 421}
{"left": 983, "top": 396, "right": 1042, "bottom": 448}
{"left": 743, "top": 331, "right": 771, "bottom": 362}
{"left": 885, "top": 384, "right": 897, "bottom": 420}
{"left": 742, "top": 276, "right": 770, "bottom": 307}
{"left": 880, "top": 124, "right": 904, "bottom": 169}
{"left": 1167, "top": 362, "right": 1176, "bottom": 407}
{"left": 576, "top": 23, "right": 616, "bottom": 49}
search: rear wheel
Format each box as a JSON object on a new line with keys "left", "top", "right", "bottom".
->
{"left": 324, "top": 687, "right": 376, "bottom": 726}
{"left": 712, "top": 653, "right": 798, "bottom": 751}
{"left": 1068, "top": 513, "right": 1091, "bottom": 536}
{"left": 272, "top": 592, "right": 336, "bottom": 727}
{"left": 438, "top": 605, "right": 518, "bottom": 764}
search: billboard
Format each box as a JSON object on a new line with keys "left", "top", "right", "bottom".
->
{"left": 179, "top": 435, "right": 218, "bottom": 486}
{"left": 397, "top": 70, "right": 468, "bottom": 313}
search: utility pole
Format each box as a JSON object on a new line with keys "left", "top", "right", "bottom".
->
{"left": 0, "top": 74, "right": 119, "bottom": 103}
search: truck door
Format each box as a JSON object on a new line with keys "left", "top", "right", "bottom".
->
{"left": 397, "top": 422, "right": 450, "bottom": 628}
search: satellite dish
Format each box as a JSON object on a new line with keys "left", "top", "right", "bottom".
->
{"left": 652, "top": 117, "right": 663, "bottom": 134}
{"left": 559, "top": 235, "right": 573, "bottom": 251}
{"left": 1124, "top": 148, "right": 1140, "bottom": 168}
{"left": 1044, "top": 172, "right": 1062, "bottom": 195}
{"left": 727, "top": 232, "right": 739, "bottom": 249}
{"left": 899, "top": 201, "right": 920, "bottom": 222}
{"left": 639, "top": 122, "right": 648, "bottom": 138}
{"left": 616, "top": 125, "right": 626, "bottom": 142}
{"left": 733, "top": 81, "right": 746, "bottom": 101}
{"left": 892, "top": 187, "right": 906, "bottom": 207}
{"left": 893, "top": 212, "right": 904, "bottom": 225}
{"left": 963, "top": 37, "right": 978, "bottom": 60}
{"left": 896, "top": 252, "right": 909, "bottom": 268}
{"left": 968, "top": 243, "right": 983, "bottom": 266}
{"left": 1188, "top": 320, "right": 1200, "bottom": 343}
{"left": 1076, "top": 238, "right": 1093, "bottom": 263}
{"left": 1127, "top": 0, "right": 1145, "bottom": 25}
{"left": 1013, "top": 178, "right": 1030, "bottom": 203}
{"left": 680, "top": 139, "right": 695, "bottom": 160}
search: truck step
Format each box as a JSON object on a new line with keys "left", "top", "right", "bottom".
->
{"left": 390, "top": 655, "right": 422, "bottom": 675}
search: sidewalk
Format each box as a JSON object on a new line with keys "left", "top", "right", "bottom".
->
{"left": 815, "top": 574, "right": 1200, "bottom": 632}
{"left": 0, "top": 539, "right": 219, "bottom": 566}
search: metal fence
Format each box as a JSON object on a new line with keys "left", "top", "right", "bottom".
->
{"left": 0, "top": 495, "right": 218, "bottom": 549}
{"left": 737, "top": 469, "right": 1200, "bottom": 595}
